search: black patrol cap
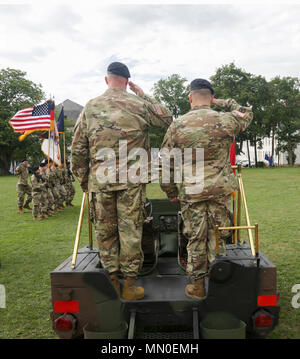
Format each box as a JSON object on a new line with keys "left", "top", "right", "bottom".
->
{"left": 190, "top": 78, "right": 214, "bottom": 95}
{"left": 39, "top": 160, "right": 47, "bottom": 168}
{"left": 107, "top": 62, "right": 131, "bottom": 79}
{"left": 21, "top": 158, "right": 27, "bottom": 163}
{"left": 32, "top": 166, "right": 40, "bottom": 172}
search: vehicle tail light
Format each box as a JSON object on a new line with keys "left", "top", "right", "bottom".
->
{"left": 55, "top": 317, "right": 74, "bottom": 331}
{"left": 255, "top": 313, "right": 273, "bottom": 328}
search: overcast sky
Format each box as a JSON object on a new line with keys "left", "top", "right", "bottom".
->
{"left": 1, "top": 0, "right": 300, "bottom": 107}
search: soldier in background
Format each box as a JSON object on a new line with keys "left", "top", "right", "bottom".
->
{"left": 71, "top": 62, "right": 173, "bottom": 300}
{"left": 45, "top": 162, "right": 55, "bottom": 216}
{"left": 160, "top": 79, "right": 253, "bottom": 299}
{"left": 46, "top": 160, "right": 59, "bottom": 213}
{"left": 15, "top": 159, "right": 32, "bottom": 213}
{"left": 49, "top": 162, "right": 62, "bottom": 212}
{"left": 64, "top": 160, "right": 75, "bottom": 207}
{"left": 57, "top": 163, "right": 67, "bottom": 209}
{"left": 30, "top": 166, "right": 43, "bottom": 221}
{"left": 39, "top": 161, "right": 49, "bottom": 219}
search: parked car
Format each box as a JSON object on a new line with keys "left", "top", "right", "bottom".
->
{"left": 238, "top": 160, "right": 255, "bottom": 168}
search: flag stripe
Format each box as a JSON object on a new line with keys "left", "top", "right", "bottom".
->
{"left": 13, "top": 113, "right": 50, "bottom": 119}
{"left": 10, "top": 118, "right": 51, "bottom": 124}
{"left": 12, "top": 124, "right": 51, "bottom": 130}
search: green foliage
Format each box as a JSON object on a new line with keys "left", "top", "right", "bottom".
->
{"left": 210, "top": 63, "right": 300, "bottom": 165}
{"left": 0, "top": 68, "right": 45, "bottom": 173}
{"left": 268, "top": 76, "right": 300, "bottom": 166}
{"left": 210, "top": 63, "right": 272, "bottom": 161}
{"left": 152, "top": 74, "right": 190, "bottom": 119}
{"left": 150, "top": 74, "right": 190, "bottom": 148}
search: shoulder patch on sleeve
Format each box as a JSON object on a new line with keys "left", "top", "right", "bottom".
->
{"left": 153, "top": 104, "right": 163, "bottom": 115}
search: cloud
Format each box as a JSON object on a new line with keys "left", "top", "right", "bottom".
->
{"left": 1, "top": 3, "right": 300, "bottom": 106}
{"left": 0, "top": 46, "right": 50, "bottom": 63}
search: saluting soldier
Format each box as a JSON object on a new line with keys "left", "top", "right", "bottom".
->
{"left": 15, "top": 159, "right": 32, "bottom": 213}
{"left": 71, "top": 62, "right": 173, "bottom": 300}
{"left": 160, "top": 79, "right": 253, "bottom": 299}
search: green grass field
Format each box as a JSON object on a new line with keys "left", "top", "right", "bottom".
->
{"left": 0, "top": 167, "right": 300, "bottom": 339}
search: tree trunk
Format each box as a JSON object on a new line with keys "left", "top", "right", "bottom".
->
{"left": 0, "top": 153, "right": 11, "bottom": 176}
{"left": 246, "top": 140, "right": 251, "bottom": 167}
{"left": 254, "top": 137, "right": 258, "bottom": 167}
{"left": 271, "top": 129, "right": 275, "bottom": 158}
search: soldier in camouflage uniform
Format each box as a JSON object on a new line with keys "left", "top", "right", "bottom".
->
{"left": 49, "top": 162, "right": 61, "bottom": 212}
{"left": 45, "top": 160, "right": 58, "bottom": 213}
{"left": 64, "top": 161, "right": 76, "bottom": 207}
{"left": 43, "top": 161, "right": 55, "bottom": 216}
{"left": 39, "top": 161, "right": 49, "bottom": 219}
{"left": 30, "top": 166, "right": 43, "bottom": 221}
{"left": 56, "top": 163, "right": 67, "bottom": 209}
{"left": 15, "top": 159, "right": 32, "bottom": 213}
{"left": 71, "top": 62, "right": 172, "bottom": 300}
{"left": 160, "top": 79, "right": 253, "bottom": 299}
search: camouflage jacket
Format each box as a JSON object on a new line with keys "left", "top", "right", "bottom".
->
{"left": 15, "top": 164, "right": 29, "bottom": 185}
{"left": 40, "top": 171, "right": 48, "bottom": 192}
{"left": 71, "top": 88, "right": 173, "bottom": 192}
{"left": 160, "top": 99, "right": 253, "bottom": 202}
{"left": 30, "top": 174, "right": 43, "bottom": 193}
{"left": 45, "top": 168, "right": 54, "bottom": 188}
{"left": 51, "top": 167, "right": 62, "bottom": 186}
{"left": 61, "top": 167, "right": 68, "bottom": 184}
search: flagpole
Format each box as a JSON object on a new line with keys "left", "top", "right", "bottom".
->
{"left": 48, "top": 129, "right": 51, "bottom": 166}
{"left": 53, "top": 128, "right": 55, "bottom": 164}
{"left": 63, "top": 132, "right": 66, "bottom": 166}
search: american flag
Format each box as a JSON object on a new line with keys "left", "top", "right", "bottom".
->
{"left": 9, "top": 101, "right": 51, "bottom": 132}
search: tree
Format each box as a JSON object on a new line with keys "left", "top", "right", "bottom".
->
{"left": 153, "top": 74, "right": 190, "bottom": 118}
{"left": 151, "top": 74, "right": 189, "bottom": 147}
{"left": 269, "top": 76, "right": 300, "bottom": 166}
{"left": 0, "top": 68, "right": 45, "bottom": 174}
{"left": 210, "top": 63, "right": 270, "bottom": 166}
{"left": 245, "top": 75, "right": 272, "bottom": 166}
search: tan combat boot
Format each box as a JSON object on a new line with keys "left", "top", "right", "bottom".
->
{"left": 17, "top": 208, "right": 24, "bottom": 214}
{"left": 40, "top": 213, "right": 48, "bottom": 219}
{"left": 109, "top": 272, "right": 121, "bottom": 296}
{"left": 185, "top": 278, "right": 206, "bottom": 299}
{"left": 121, "top": 277, "right": 144, "bottom": 301}
{"left": 33, "top": 216, "right": 41, "bottom": 221}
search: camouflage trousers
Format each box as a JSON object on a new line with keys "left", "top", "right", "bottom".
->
{"left": 65, "top": 182, "right": 75, "bottom": 205}
{"left": 90, "top": 185, "right": 146, "bottom": 277}
{"left": 32, "top": 191, "right": 41, "bottom": 217}
{"left": 40, "top": 190, "right": 49, "bottom": 214}
{"left": 181, "top": 194, "right": 232, "bottom": 280}
{"left": 57, "top": 184, "right": 67, "bottom": 206}
{"left": 16, "top": 184, "right": 32, "bottom": 209}
{"left": 51, "top": 186, "right": 60, "bottom": 210}
{"left": 47, "top": 188, "right": 55, "bottom": 211}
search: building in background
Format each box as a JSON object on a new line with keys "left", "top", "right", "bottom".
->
{"left": 236, "top": 137, "right": 300, "bottom": 166}
{"left": 55, "top": 99, "right": 83, "bottom": 128}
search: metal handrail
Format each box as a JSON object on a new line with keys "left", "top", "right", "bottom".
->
{"left": 216, "top": 164, "right": 259, "bottom": 258}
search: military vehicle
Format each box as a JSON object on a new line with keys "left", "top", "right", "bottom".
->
{"left": 50, "top": 166, "right": 279, "bottom": 339}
